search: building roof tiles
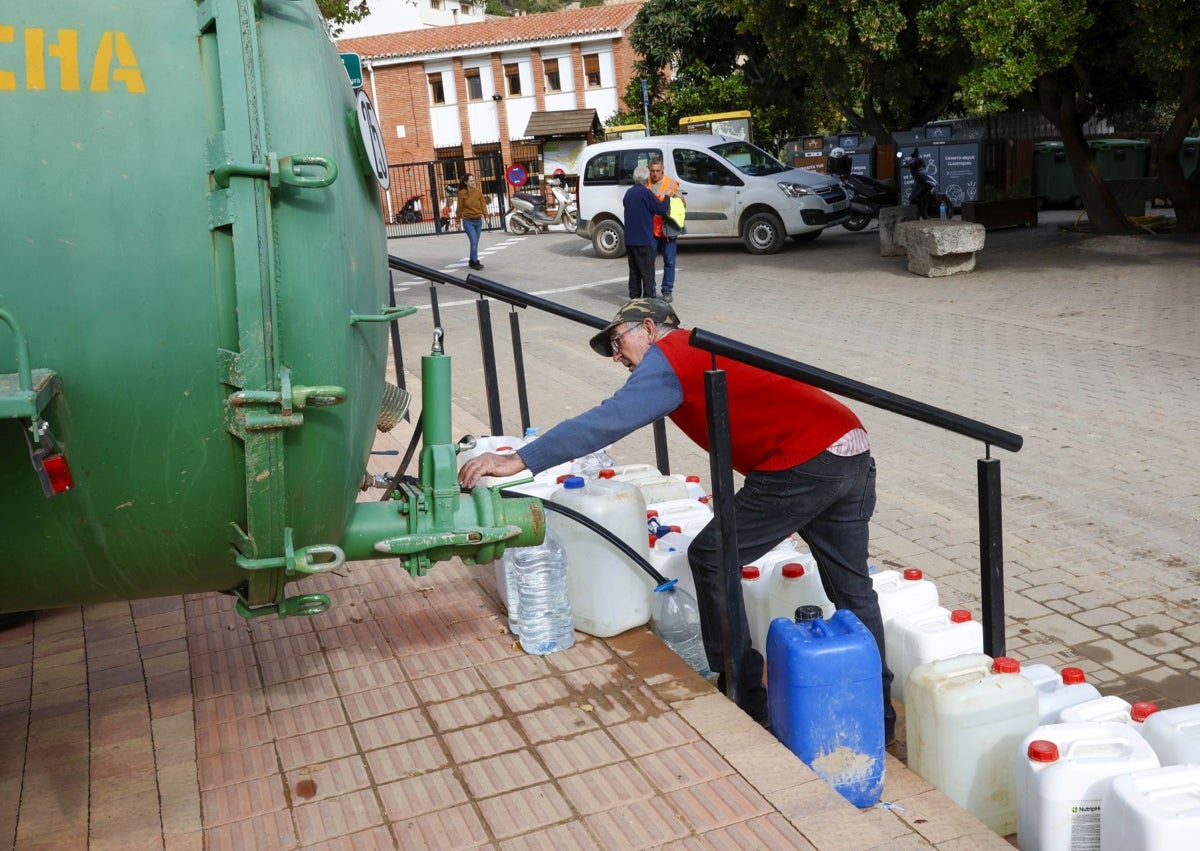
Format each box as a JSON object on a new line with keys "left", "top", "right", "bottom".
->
{"left": 337, "top": 2, "right": 643, "bottom": 60}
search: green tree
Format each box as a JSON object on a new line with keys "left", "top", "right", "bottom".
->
{"left": 920, "top": 0, "right": 1199, "bottom": 232}
{"left": 316, "top": 0, "right": 369, "bottom": 36}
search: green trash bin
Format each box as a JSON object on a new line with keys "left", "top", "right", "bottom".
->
{"left": 1181, "top": 137, "right": 1199, "bottom": 179}
{"left": 1088, "top": 138, "right": 1150, "bottom": 180}
{"left": 1033, "top": 141, "right": 1078, "bottom": 206}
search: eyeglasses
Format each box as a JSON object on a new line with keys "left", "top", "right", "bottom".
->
{"left": 609, "top": 324, "right": 641, "bottom": 353}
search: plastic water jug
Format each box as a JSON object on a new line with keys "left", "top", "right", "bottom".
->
{"left": 1139, "top": 703, "right": 1200, "bottom": 766}
{"left": 647, "top": 528, "right": 696, "bottom": 601}
{"left": 741, "top": 565, "right": 769, "bottom": 653}
{"left": 1058, "top": 695, "right": 1159, "bottom": 728}
{"left": 767, "top": 606, "right": 885, "bottom": 807}
{"left": 872, "top": 567, "right": 939, "bottom": 625}
{"left": 684, "top": 474, "right": 708, "bottom": 502}
{"left": 547, "top": 475, "right": 653, "bottom": 637}
{"left": 886, "top": 606, "right": 983, "bottom": 704}
{"left": 744, "top": 540, "right": 828, "bottom": 654}
{"left": 1018, "top": 721, "right": 1160, "bottom": 851}
{"left": 905, "top": 654, "right": 1039, "bottom": 835}
{"left": 764, "top": 550, "right": 834, "bottom": 626}
{"left": 609, "top": 463, "right": 660, "bottom": 485}
{"left": 630, "top": 473, "right": 691, "bottom": 504}
{"left": 1101, "top": 764, "right": 1200, "bottom": 850}
{"left": 1020, "top": 664, "right": 1103, "bottom": 725}
{"left": 646, "top": 498, "right": 713, "bottom": 535}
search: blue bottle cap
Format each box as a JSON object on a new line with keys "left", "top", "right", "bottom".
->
{"left": 563, "top": 475, "right": 585, "bottom": 489}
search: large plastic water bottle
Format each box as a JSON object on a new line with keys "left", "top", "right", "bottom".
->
{"left": 650, "top": 580, "right": 712, "bottom": 678}
{"left": 513, "top": 526, "right": 575, "bottom": 655}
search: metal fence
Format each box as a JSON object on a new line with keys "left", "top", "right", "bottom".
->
{"left": 382, "top": 153, "right": 508, "bottom": 239}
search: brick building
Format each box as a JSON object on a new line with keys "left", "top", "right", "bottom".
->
{"left": 336, "top": 2, "right": 645, "bottom": 179}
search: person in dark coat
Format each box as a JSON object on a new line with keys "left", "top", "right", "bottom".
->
{"left": 622, "top": 165, "right": 672, "bottom": 299}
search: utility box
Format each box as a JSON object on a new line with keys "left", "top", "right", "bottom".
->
{"left": 1033, "top": 141, "right": 1077, "bottom": 206}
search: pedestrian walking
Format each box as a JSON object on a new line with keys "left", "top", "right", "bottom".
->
{"left": 458, "top": 298, "right": 895, "bottom": 739}
{"left": 622, "top": 165, "right": 671, "bottom": 299}
{"left": 457, "top": 173, "right": 485, "bottom": 270}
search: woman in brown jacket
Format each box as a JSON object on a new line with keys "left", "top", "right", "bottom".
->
{"left": 457, "top": 173, "right": 486, "bottom": 270}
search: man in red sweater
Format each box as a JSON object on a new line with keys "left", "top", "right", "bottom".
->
{"left": 459, "top": 299, "right": 894, "bottom": 740}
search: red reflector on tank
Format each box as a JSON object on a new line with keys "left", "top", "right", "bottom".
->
{"left": 43, "top": 453, "right": 75, "bottom": 493}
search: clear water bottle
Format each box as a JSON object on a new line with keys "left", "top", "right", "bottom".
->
{"left": 500, "top": 549, "right": 520, "bottom": 636}
{"left": 650, "top": 580, "right": 712, "bottom": 678}
{"left": 939, "top": 200, "right": 948, "bottom": 220}
{"left": 513, "top": 526, "right": 574, "bottom": 655}
{"left": 523, "top": 426, "right": 540, "bottom": 441}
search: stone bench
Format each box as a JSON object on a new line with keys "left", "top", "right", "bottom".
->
{"left": 879, "top": 205, "right": 919, "bottom": 256}
{"left": 894, "top": 220, "right": 987, "bottom": 277}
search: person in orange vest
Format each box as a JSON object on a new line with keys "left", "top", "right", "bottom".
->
{"left": 648, "top": 158, "right": 681, "bottom": 302}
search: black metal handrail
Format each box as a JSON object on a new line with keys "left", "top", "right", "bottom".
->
{"left": 386, "top": 255, "right": 1023, "bottom": 667}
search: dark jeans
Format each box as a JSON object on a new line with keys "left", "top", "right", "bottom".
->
{"left": 687, "top": 451, "right": 894, "bottom": 734}
{"left": 655, "top": 236, "right": 677, "bottom": 292}
{"left": 626, "top": 244, "right": 656, "bottom": 298}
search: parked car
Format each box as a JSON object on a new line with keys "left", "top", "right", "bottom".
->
{"left": 576, "top": 135, "right": 850, "bottom": 257}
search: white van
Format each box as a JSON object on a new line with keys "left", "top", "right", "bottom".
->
{"left": 576, "top": 134, "right": 850, "bottom": 257}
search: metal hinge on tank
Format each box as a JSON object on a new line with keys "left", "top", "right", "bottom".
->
{"left": 224, "top": 365, "right": 347, "bottom": 436}
{"left": 0, "top": 307, "right": 73, "bottom": 497}
{"left": 232, "top": 527, "right": 345, "bottom": 619}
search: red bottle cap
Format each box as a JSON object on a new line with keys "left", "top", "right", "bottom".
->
{"left": 686, "top": 475, "right": 700, "bottom": 482}
{"left": 1060, "top": 667, "right": 1086, "bottom": 685}
{"left": 993, "top": 656, "right": 1021, "bottom": 674}
{"left": 646, "top": 510, "right": 659, "bottom": 518}
{"left": 1131, "top": 701, "right": 1160, "bottom": 722}
{"left": 781, "top": 563, "right": 806, "bottom": 578}
{"left": 496, "top": 445, "right": 513, "bottom": 452}
{"left": 1027, "top": 740, "right": 1060, "bottom": 763}
{"left": 556, "top": 474, "right": 571, "bottom": 483}
{"left": 903, "top": 568, "right": 924, "bottom": 581}
{"left": 597, "top": 468, "right": 615, "bottom": 478}
{"left": 950, "top": 609, "right": 972, "bottom": 623}
{"left": 741, "top": 566, "right": 760, "bottom": 580}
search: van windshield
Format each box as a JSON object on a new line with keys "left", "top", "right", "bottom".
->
{"left": 708, "top": 141, "right": 788, "bottom": 177}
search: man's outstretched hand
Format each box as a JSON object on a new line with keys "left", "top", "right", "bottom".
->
{"left": 458, "top": 452, "right": 528, "bottom": 488}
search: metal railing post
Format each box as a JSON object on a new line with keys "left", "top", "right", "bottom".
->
{"left": 653, "top": 419, "right": 670, "bottom": 475}
{"left": 704, "top": 366, "right": 742, "bottom": 707}
{"left": 509, "top": 308, "right": 531, "bottom": 434}
{"left": 979, "top": 454, "right": 1006, "bottom": 657}
{"left": 475, "top": 297, "right": 504, "bottom": 436}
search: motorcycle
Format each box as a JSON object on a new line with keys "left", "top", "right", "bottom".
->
{"left": 828, "top": 148, "right": 899, "bottom": 232}
{"left": 506, "top": 177, "right": 578, "bottom": 234}
{"left": 901, "top": 148, "right": 951, "bottom": 219}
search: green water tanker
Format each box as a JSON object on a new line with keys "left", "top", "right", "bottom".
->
{"left": 1, "top": 0, "right": 541, "bottom": 618}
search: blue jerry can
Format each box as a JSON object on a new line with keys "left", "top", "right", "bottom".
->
{"left": 767, "top": 606, "right": 885, "bottom": 807}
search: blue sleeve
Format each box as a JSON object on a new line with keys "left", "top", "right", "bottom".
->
{"left": 517, "top": 346, "right": 682, "bottom": 474}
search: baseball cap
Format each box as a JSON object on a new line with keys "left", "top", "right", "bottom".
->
{"left": 588, "top": 298, "right": 681, "bottom": 357}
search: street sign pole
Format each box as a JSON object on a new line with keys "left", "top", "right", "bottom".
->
{"left": 641, "top": 79, "right": 651, "bottom": 136}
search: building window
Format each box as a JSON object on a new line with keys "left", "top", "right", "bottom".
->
{"left": 543, "top": 58, "right": 561, "bottom": 92}
{"left": 428, "top": 73, "right": 445, "bottom": 105}
{"left": 505, "top": 63, "right": 522, "bottom": 97}
{"left": 465, "top": 67, "right": 483, "bottom": 101}
{"left": 431, "top": 0, "right": 443, "bottom": 10}
{"left": 584, "top": 54, "right": 601, "bottom": 88}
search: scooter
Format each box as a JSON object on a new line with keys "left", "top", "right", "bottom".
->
{"left": 828, "top": 148, "right": 898, "bottom": 231}
{"left": 506, "top": 178, "right": 578, "bottom": 234}
{"left": 902, "top": 148, "right": 951, "bottom": 219}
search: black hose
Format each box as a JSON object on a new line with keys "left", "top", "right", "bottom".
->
{"left": 498, "top": 488, "right": 671, "bottom": 588}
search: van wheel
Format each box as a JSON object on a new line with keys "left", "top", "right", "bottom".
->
{"left": 592, "top": 220, "right": 625, "bottom": 258}
{"left": 743, "top": 212, "right": 785, "bottom": 254}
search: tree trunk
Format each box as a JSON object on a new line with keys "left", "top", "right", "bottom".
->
{"left": 1155, "top": 67, "right": 1200, "bottom": 233}
{"left": 1035, "top": 77, "right": 1137, "bottom": 234}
